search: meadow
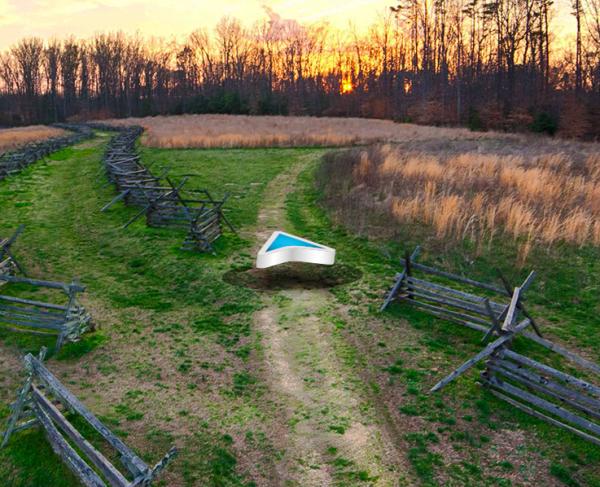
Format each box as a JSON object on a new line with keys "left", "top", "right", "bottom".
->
{"left": 0, "top": 119, "right": 598, "bottom": 487}
{"left": 0, "top": 126, "right": 67, "bottom": 152}
{"left": 104, "top": 114, "right": 512, "bottom": 149}
{"left": 319, "top": 137, "right": 600, "bottom": 261}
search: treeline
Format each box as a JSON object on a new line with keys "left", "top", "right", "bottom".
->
{"left": 0, "top": 2, "right": 599, "bottom": 138}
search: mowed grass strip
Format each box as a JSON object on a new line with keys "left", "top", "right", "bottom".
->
{"left": 0, "top": 136, "right": 310, "bottom": 486}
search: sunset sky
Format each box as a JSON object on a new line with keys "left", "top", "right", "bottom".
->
{"left": 0, "top": 0, "right": 576, "bottom": 51}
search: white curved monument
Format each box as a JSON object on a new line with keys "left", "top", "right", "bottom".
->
{"left": 256, "top": 231, "right": 336, "bottom": 269}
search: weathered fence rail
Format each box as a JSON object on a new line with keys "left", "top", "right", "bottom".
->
{"left": 0, "top": 125, "right": 93, "bottom": 180}
{"left": 93, "top": 123, "right": 234, "bottom": 252}
{"left": 382, "top": 246, "right": 600, "bottom": 443}
{"left": 381, "top": 246, "right": 536, "bottom": 334}
{"left": 483, "top": 348, "right": 600, "bottom": 445}
{"left": 381, "top": 247, "right": 600, "bottom": 372}
{"left": 0, "top": 225, "right": 25, "bottom": 278}
{"left": 0, "top": 274, "right": 91, "bottom": 350}
{"left": 1, "top": 349, "right": 177, "bottom": 486}
{"left": 429, "top": 321, "right": 600, "bottom": 445}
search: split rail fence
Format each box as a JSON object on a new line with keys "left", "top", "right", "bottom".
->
{"left": 92, "top": 124, "right": 234, "bottom": 252}
{"left": 429, "top": 321, "right": 600, "bottom": 446}
{"left": 1, "top": 349, "right": 177, "bottom": 486}
{"left": 0, "top": 225, "right": 25, "bottom": 277}
{"left": 0, "top": 225, "right": 91, "bottom": 350}
{"left": 381, "top": 246, "right": 600, "bottom": 444}
{"left": 0, "top": 124, "right": 93, "bottom": 180}
{"left": 0, "top": 274, "right": 91, "bottom": 351}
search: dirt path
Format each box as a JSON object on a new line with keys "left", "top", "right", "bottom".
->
{"left": 251, "top": 154, "right": 407, "bottom": 486}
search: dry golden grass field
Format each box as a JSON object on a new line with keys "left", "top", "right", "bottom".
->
{"left": 0, "top": 125, "right": 66, "bottom": 152}
{"left": 105, "top": 114, "right": 513, "bottom": 148}
{"left": 319, "top": 133, "right": 600, "bottom": 260}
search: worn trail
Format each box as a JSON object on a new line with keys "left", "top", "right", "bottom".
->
{"left": 252, "top": 154, "right": 405, "bottom": 486}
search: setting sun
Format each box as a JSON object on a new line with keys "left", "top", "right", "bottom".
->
{"left": 341, "top": 80, "right": 354, "bottom": 94}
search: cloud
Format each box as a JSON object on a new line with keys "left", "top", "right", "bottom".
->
{"left": 263, "top": 5, "right": 303, "bottom": 37}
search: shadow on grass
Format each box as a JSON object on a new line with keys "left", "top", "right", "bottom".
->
{"left": 223, "top": 262, "right": 362, "bottom": 290}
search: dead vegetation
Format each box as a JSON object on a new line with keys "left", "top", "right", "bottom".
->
{"left": 103, "top": 114, "right": 511, "bottom": 148}
{"left": 0, "top": 126, "right": 67, "bottom": 152}
{"left": 319, "top": 138, "right": 600, "bottom": 259}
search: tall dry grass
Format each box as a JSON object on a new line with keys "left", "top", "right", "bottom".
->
{"left": 320, "top": 141, "right": 600, "bottom": 260}
{"left": 104, "top": 114, "right": 512, "bottom": 148}
{"left": 0, "top": 126, "right": 67, "bottom": 152}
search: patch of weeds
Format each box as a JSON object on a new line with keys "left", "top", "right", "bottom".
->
{"left": 178, "top": 359, "right": 193, "bottom": 373}
{"left": 153, "top": 322, "right": 183, "bottom": 333}
{"left": 448, "top": 461, "right": 485, "bottom": 483}
{"left": 56, "top": 333, "right": 106, "bottom": 360}
{"left": 383, "top": 358, "right": 404, "bottom": 375}
{"left": 328, "top": 424, "right": 347, "bottom": 434}
{"left": 231, "top": 372, "right": 256, "bottom": 396}
{"left": 182, "top": 431, "right": 256, "bottom": 487}
{"left": 111, "top": 289, "right": 173, "bottom": 311}
{"left": 192, "top": 314, "right": 226, "bottom": 334}
{"left": 405, "top": 432, "right": 442, "bottom": 486}
{"left": 125, "top": 389, "right": 144, "bottom": 400}
{"left": 133, "top": 362, "right": 162, "bottom": 381}
{"left": 114, "top": 403, "right": 144, "bottom": 421}
{"left": 399, "top": 404, "right": 421, "bottom": 416}
{"left": 329, "top": 456, "right": 379, "bottom": 484}
{"left": 219, "top": 301, "right": 256, "bottom": 316}
{"left": 332, "top": 456, "right": 354, "bottom": 468}
{"left": 550, "top": 463, "right": 580, "bottom": 487}
{"left": 234, "top": 344, "right": 251, "bottom": 360}
{"left": 497, "top": 461, "right": 514, "bottom": 472}
{"left": 475, "top": 397, "right": 496, "bottom": 429}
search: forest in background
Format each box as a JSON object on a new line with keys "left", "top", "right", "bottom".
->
{"left": 0, "top": 1, "right": 599, "bottom": 138}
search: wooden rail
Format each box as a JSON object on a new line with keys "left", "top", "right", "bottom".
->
{"left": 0, "top": 274, "right": 91, "bottom": 351}
{"left": 0, "top": 225, "right": 25, "bottom": 278}
{"left": 0, "top": 125, "right": 93, "bottom": 180}
{"left": 93, "top": 124, "right": 235, "bottom": 253}
{"left": 381, "top": 246, "right": 536, "bottom": 338}
{"left": 1, "top": 350, "right": 177, "bottom": 486}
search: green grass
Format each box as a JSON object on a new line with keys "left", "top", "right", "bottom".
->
{"left": 0, "top": 135, "right": 599, "bottom": 486}
{"left": 0, "top": 138, "right": 310, "bottom": 486}
{"left": 289, "top": 160, "right": 600, "bottom": 485}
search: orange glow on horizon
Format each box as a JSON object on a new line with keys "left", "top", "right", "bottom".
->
{"left": 0, "top": 1, "right": 577, "bottom": 51}
{"left": 0, "top": 1, "right": 396, "bottom": 51}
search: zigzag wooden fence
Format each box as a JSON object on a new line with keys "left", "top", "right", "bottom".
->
{"left": 0, "top": 274, "right": 91, "bottom": 351}
{"left": 0, "top": 225, "right": 25, "bottom": 278}
{"left": 429, "top": 322, "right": 600, "bottom": 446}
{"left": 1, "top": 349, "right": 177, "bottom": 486}
{"left": 380, "top": 246, "right": 596, "bottom": 369}
{"left": 93, "top": 123, "right": 234, "bottom": 253}
{"left": 0, "top": 125, "right": 93, "bottom": 180}
{"left": 382, "top": 246, "right": 600, "bottom": 443}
